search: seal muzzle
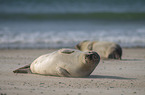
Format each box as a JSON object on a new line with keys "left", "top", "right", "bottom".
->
{"left": 85, "top": 51, "right": 100, "bottom": 64}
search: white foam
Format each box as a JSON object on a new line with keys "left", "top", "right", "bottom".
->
{"left": 0, "top": 28, "right": 145, "bottom": 48}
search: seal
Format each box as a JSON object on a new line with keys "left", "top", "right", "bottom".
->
{"left": 13, "top": 48, "right": 100, "bottom": 77}
{"left": 75, "top": 40, "right": 122, "bottom": 60}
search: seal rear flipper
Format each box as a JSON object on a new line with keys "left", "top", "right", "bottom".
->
{"left": 13, "top": 64, "right": 31, "bottom": 73}
{"left": 56, "top": 67, "right": 71, "bottom": 77}
{"left": 13, "top": 68, "right": 31, "bottom": 73}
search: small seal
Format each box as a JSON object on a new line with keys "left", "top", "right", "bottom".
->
{"left": 13, "top": 48, "right": 100, "bottom": 77}
{"left": 75, "top": 40, "right": 122, "bottom": 59}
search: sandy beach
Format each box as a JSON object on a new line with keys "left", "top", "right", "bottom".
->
{"left": 0, "top": 48, "right": 145, "bottom": 95}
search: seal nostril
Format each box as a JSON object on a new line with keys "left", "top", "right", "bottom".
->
{"left": 89, "top": 54, "right": 95, "bottom": 60}
{"left": 93, "top": 55, "right": 97, "bottom": 59}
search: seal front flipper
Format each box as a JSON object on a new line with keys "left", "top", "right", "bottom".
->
{"left": 13, "top": 64, "right": 31, "bottom": 73}
{"left": 56, "top": 67, "right": 71, "bottom": 77}
{"left": 59, "top": 48, "right": 75, "bottom": 54}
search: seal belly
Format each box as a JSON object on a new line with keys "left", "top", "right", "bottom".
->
{"left": 30, "top": 54, "right": 57, "bottom": 75}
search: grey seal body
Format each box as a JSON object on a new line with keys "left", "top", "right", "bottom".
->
{"left": 75, "top": 41, "right": 122, "bottom": 60}
{"left": 13, "top": 48, "right": 100, "bottom": 77}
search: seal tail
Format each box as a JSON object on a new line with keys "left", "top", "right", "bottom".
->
{"left": 13, "top": 64, "right": 31, "bottom": 73}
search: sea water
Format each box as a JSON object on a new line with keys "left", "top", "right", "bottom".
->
{"left": 0, "top": 0, "right": 145, "bottom": 48}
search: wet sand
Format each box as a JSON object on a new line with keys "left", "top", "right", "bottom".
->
{"left": 0, "top": 48, "right": 145, "bottom": 95}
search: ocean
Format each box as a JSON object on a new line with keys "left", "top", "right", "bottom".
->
{"left": 0, "top": 0, "right": 145, "bottom": 49}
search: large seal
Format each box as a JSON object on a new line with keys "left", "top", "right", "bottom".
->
{"left": 75, "top": 40, "right": 122, "bottom": 60}
{"left": 13, "top": 48, "right": 100, "bottom": 77}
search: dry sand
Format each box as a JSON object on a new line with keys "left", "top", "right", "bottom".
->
{"left": 0, "top": 48, "right": 145, "bottom": 95}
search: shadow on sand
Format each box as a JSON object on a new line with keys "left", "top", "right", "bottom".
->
{"left": 88, "top": 75, "right": 136, "bottom": 80}
{"left": 121, "top": 59, "right": 144, "bottom": 61}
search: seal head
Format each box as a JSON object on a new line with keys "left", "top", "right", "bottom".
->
{"left": 76, "top": 51, "right": 100, "bottom": 77}
{"left": 85, "top": 51, "right": 100, "bottom": 65}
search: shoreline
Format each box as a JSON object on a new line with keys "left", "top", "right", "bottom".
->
{"left": 0, "top": 48, "right": 145, "bottom": 95}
